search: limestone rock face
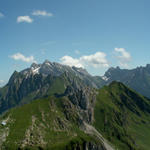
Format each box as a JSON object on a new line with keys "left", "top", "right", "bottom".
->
{"left": 63, "top": 80, "right": 97, "bottom": 124}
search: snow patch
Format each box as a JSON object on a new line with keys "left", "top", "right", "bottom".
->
{"left": 45, "top": 62, "right": 51, "bottom": 66}
{"left": 102, "top": 76, "right": 109, "bottom": 81}
{"left": 31, "top": 67, "right": 40, "bottom": 75}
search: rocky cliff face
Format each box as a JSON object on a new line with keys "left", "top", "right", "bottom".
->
{"left": 63, "top": 80, "right": 96, "bottom": 124}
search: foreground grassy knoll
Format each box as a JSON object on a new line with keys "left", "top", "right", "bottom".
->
{"left": 94, "top": 81, "right": 150, "bottom": 150}
{"left": 0, "top": 96, "right": 104, "bottom": 150}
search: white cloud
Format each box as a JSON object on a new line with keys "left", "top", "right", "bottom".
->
{"left": 81, "top": 52, "right": 109, "bottom": 68}
{"left": 114, "top": 48, "right": 131, "bottom": 68}
{"left": 60, "top": 52, "right": 109, "bottom": 68}
{"left": 32, "top": 10, "right": 53, "bottom": 17}
{"left": 17, "top": 16, "right": 33, "bottom": 23}
{"left": 60, "top": 56, "right": 84, "bottom": 68}
{"left": 10, "top": 53, "right": 36, "bottom": 63}
{"left": 0, "top": 12, "right": 4, "bottom": 18}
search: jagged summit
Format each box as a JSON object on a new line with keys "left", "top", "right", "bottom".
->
{"left": 22, "top": 60, "right": 88, "bottom": 77}
{"left": 19, "top": 60, "right": 103, "bottom": 88}
{"left": 43, "top": 59, "right": 50, "bottom": 64}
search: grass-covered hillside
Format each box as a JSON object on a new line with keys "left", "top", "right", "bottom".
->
{"left": 0, "top": 96, "right": 105, "bottom": 150}
{"left": 94, "top": 81, "right": 150, "bottom": 150}
{"left": 1, "top": 79, "right": 150, "bottom": 150}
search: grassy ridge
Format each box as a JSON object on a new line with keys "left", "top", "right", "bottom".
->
{"left": 1, "top": 81, "right": 150, "bottom": 149}
{"left": 94, "top": 81, "right": 150, "bottom": 150}
{"left": 0, "top": 96, "right": 102, "bottom": 149}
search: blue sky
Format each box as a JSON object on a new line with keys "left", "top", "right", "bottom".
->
{"left": 0, "top": 0, "right": 150, "bottom": 86}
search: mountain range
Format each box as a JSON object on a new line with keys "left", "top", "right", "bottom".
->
{"left": 102, "top": 64, "right": 150, "bottom": 98}
{"left": 0, "top": 60, "right": 150, "bottom": 150}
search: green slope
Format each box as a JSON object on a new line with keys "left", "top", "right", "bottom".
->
{"left": 0, "top": 96, "right": 104, "bottom": 150}
{"left": 1, "top": 79, "right": 150, "bottom": 150}
{"left": 94, "top": 81, "right": 150, "bottom": 150}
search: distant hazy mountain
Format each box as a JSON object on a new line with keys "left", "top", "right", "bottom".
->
{"left": 102, "top": 64, "right": 150, "bottom": 98}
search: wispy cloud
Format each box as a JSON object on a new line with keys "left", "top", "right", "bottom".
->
{"left": 10, "top": 53, "right": 36, "bottom": 63}
{"left": 60, "top": 52, "right": 109, "bottom": 68}
{"left": 114, "top": 48, "right": 131, "bottom": 68}
{"left": 32, "top": 10, "right": 53, "bottom": 17}
{"left": 17, "top": 16, "right": 33, "bottom": 23}
{"left": 0, "top": 12, "right": 4, "bottom": 18}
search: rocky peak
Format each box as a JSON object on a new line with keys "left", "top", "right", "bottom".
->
{"left": 8, "top": 71, "right": 19, "bottom": 85}
{"left": 42, "top": 60, "right": 52, "bottom": 67}
{"left": 31, "top": 63, "right": 39, "bottom": 69}
{"left": 21, "top": 60, "right": 95, "bottom": 84}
